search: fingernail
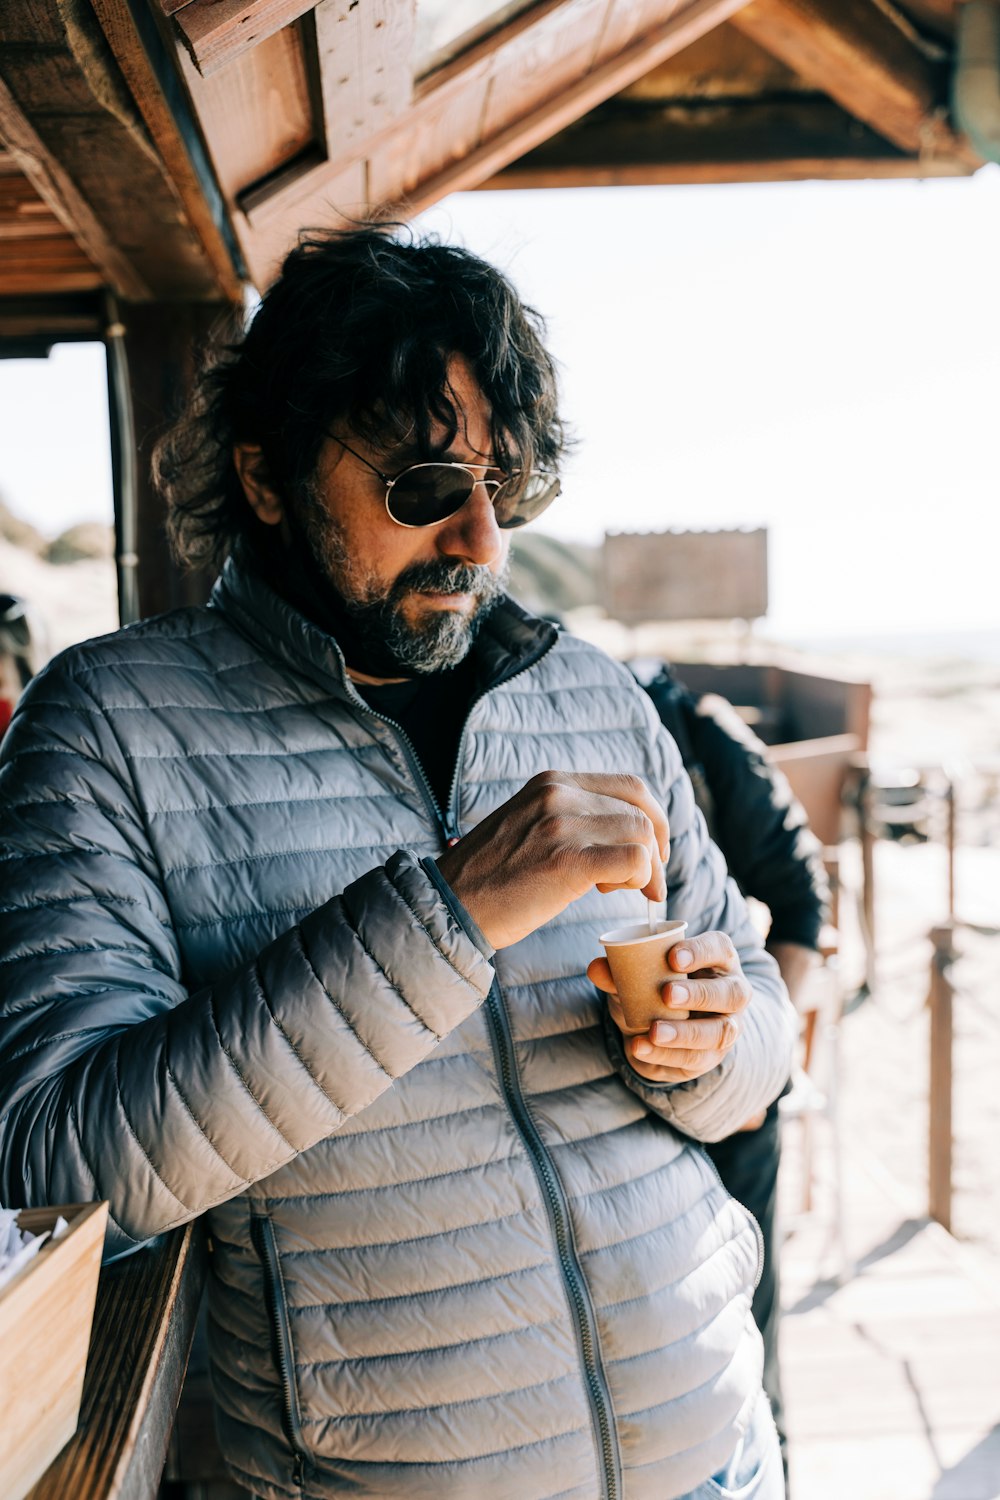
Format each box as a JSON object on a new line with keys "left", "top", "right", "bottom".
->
{"left": 670, "top": 984, "right": 689, "bottom": 1004}
{"left": 632, "top": 1039, "right": 652, "bottom": 1059}
{"left": 651, "top": 1022, "right": 676, "bottom": 1045}
{"left": 673, "top": 947, "right": 692, "bottom": 968}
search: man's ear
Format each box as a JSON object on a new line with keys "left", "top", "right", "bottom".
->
{"left": 233, "top": 444, "right": 283, "bottom": 526}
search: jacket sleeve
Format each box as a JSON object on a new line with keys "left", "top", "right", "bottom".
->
{"left": 689, "top": 693, "right": 830, "bottom": 950}
{"left": 603, "top": 683, "right": 798, "bottom": 1143}
{"left": 0, "top": 659, "right": 494, "bottom": 1259}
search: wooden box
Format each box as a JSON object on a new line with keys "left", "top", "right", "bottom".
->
{"left": 0, "top": 1203, "right": 108, "bottom": 1500}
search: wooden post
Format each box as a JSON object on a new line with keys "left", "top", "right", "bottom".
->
{"left": 857, "top": 761, "right": 877, "bottom": 993}
{"left": 105, "top": 301, "right": 231, "bottom": 622}
{"left": 945, "top": 777, "right": 957, "bottom": 921}
{"left": 928, "top": 922, "right": 956, "bottom": 1232}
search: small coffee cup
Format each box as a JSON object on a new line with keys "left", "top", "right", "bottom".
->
{"left": 598, "top": 919, "right": 689, "bottom": 1033}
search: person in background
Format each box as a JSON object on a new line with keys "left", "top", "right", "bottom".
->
{"left": 0, "top": 228, "right": 796, "bottom": 1500}
{"left": 642, "top": 662, "right": 831, "bottom": 1499}
{"left": 0, "top": 594, "right": 38, "bottom": 738}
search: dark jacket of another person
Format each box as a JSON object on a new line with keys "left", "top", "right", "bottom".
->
{"left": 642, "top": 666, "right": 830, "bottom": 950}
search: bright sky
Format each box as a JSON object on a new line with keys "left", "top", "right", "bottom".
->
{"left": 1, "top": 166, "right": 998, "bottom": 640}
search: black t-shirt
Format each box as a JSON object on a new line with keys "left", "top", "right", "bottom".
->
{"left": 247, "top": 537, "right": 481, "bottom": 819}
{"left": 356, "top": 653, "right": 479, "bottom": 820}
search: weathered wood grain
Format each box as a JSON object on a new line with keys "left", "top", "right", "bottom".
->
{"left": 174, "top": 0, "right": 317, "bottom": 77}
{"left": 26, "top": 1220, "right": 208, "bottom": 1500}
{"left": 0, "top": 1205, "right": 108, "bottom": 1500}
{"left": 314, "top": 0, "right": 415, "bottom": 159}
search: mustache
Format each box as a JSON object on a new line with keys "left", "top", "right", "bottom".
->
{"left": 390, "top": 560, "right": 504, "bottom": 601}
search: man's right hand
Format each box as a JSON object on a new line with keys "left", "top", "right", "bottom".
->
{"left": 436, "top": 770, "right": 669, "bottom": 951}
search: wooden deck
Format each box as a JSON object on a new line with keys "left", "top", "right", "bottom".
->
{"left": 779, "top": 1120, "right": 1000, "bottom": 1500}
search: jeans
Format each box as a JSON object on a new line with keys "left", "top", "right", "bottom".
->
{"left": 704, "top": 1097, "right": 787, "bottom": 1494}
{"left": 678, "top": 1390, "right": 784, "bottom": 1500}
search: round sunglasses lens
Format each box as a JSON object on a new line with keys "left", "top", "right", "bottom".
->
{"left": 387, "top": 465, "right": 475, "bottom": 526}
{"left": 494, "top": 472, "right": 561, "bottom": 530}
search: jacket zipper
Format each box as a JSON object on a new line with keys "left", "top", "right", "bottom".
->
{"left": 351, "top": 632, "right": 625, "bottom": 1493}
{"left": 483, "top": 979, "right": 622, "bottom": 1500}
{"left": 251, "top": 1212, "right": 310, "bottom": 1491}
{"left": 342, "top": 617, "right": 557, "bottom": 842}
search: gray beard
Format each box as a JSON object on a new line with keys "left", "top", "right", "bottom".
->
{"left": 298, "top": 498, "right": 509, "bottom": 676}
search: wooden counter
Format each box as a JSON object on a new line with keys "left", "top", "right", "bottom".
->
{"left": 27, "top": 1221, "right": 208, "bottom": 1500}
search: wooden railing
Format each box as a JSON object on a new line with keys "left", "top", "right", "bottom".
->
{"left": 27, "top": 1221, "right": 207, "bottom": 1500}
{"left": 928, "top": 921, "right": 957, "bottom": 1233}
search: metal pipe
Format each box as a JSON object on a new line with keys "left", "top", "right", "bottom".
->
{"left": 953, "top": 1, "right": 1000, "bottom": 162}
{"left": 103, "top": 293, "right": 140, "bottom": 626}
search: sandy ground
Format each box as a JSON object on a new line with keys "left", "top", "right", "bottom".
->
{"left": 5, "top": 551, "right": 999, "bottom": 1265}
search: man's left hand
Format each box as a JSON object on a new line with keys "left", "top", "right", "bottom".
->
{"left": 587, "top": 930, "right": 752, "bottom": 1084}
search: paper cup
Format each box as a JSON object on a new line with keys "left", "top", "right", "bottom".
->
{"left": 598, "top": 919, "right": 689, "bottom": 1033}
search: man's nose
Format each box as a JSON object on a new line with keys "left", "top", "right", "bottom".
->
{"left": 435, "top": 478, "right": 504, "bottom": 567}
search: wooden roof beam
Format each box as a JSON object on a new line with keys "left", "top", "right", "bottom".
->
{"left": 314, "top": 0, "right": 416, "bottom": 160}
{"left": 730, "top": 0, "right": 965, "bottom": 156}
{"left": 381, "top": 0, "right": 758, "bottom": 211}
{"left": 89, "top": 0, "right": 245, "bottom": 298}
{"left": 172, "top": 0, "right": 319, "bottom": 78}
{"left": 236, "top": 0, "right": 754, "bottom": 284}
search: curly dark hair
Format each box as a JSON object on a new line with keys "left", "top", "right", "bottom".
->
{"left": 154, "top": 224, "right": 567, "bottom": 571}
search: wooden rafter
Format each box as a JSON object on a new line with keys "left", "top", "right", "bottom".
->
{"left": 730, "top": 0, "right": 965, "bottom": 156}
{"left": 387, "top": 0, "right": 760, "bottom": 212}
{"left": 89, "top": 0, "right": 244, "bottom": 299}
{"left": 173, "top": 0, "right": 318, "bottom": 77}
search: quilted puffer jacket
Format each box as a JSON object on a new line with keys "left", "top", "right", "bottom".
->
{"left": 0, "top": 559, "right": 795, "bottom": 1500}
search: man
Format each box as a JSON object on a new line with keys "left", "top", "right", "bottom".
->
{"left": 643, "top": 665, "right": 832, "bottom": 1497}
{"left": 0, "top": 228, "right": 795, "bottom": 1500}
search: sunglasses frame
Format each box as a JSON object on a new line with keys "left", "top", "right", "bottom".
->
{"left": 329, "top": 434, "right": 558, "bottom": 530}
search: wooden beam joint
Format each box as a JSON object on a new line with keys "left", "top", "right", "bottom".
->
{"left": 730, "top": 0, "right": 967, "bottom": 157}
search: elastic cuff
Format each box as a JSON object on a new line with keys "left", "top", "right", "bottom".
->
{"left": 420, "top": 857, "right": 495, "bottom": 959}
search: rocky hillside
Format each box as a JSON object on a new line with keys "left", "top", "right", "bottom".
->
{"left": 507, "top": 531, "right": 599, "bottom": 618}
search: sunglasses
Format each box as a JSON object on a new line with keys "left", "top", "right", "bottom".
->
{"left": 330, "top": 435, "right": 561, "bottom": 530}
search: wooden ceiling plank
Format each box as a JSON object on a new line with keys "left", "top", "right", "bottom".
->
{"left": 0, "top": 232, "right": 95, "bottom": 258}
{"left": 730, "top": 0, "right": 961, "bottom": 155}
{"left": 0, "top": 293, "right": 105, "bottom": 342}
{"left": 174, "top": 0, "right": 318, "bottom": 78}
{"left": 384, "top": 0, "right": 757, "bottom": 212}
{"left": 314, "top": 0, "right": 416, "bottom": 160}
{"left": 0, "top": 72, "right": 149, "bottom": 298}
{"left": 0, "top": 214, "right": 75, "bottom": 239}
{"left": 0, "top": 268, "right": 104, "bottom": 293}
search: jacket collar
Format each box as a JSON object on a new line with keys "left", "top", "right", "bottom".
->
{"left": 209, "top": 551, "right": 558, "bottom": 702}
